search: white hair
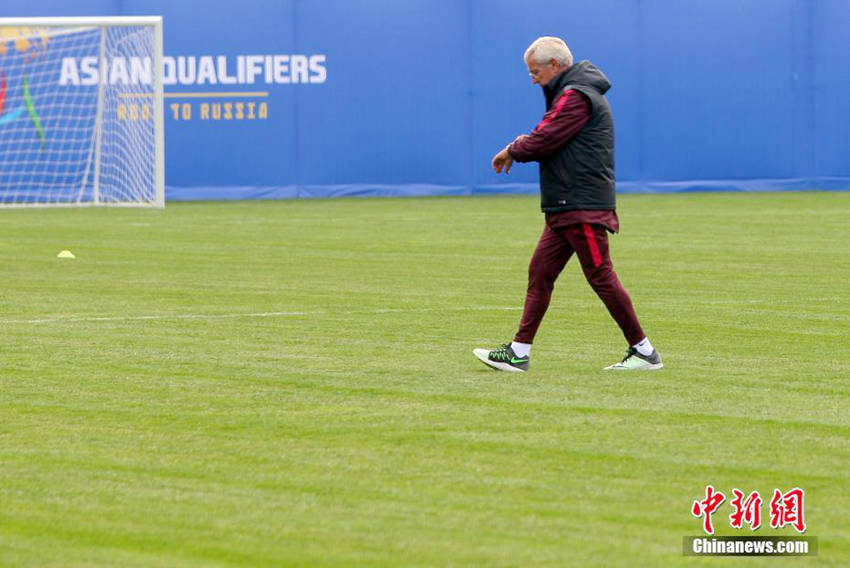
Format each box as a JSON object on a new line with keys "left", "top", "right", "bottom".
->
{"left": 523, "top": 36, "right": 573, "bottom": 68}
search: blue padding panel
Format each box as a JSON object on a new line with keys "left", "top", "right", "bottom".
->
{"left": 166, "top": 178, "right": 850, "bottom": 201}
{"left": 167, "top": 185, "right": 298, "bottom": 201}
{"left": 813, "top": 0, "right": 850, "bottom": 177}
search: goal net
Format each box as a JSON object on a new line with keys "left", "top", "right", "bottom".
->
{"left": 0, "top": 17, "right": 164, "bottom": 207}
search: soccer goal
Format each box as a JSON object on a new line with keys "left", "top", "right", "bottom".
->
{"left": 0, "top": 16, "right": 164, "bottom": 207}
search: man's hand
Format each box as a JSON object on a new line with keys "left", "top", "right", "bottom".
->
{"left": 491, "top": 146, "right": 514, "bottom": 174}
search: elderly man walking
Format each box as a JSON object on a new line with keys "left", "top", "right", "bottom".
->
{"left": 474, "top": 36, "right": 662, "bottom": 372}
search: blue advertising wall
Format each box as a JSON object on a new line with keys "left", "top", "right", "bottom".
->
{"left": 3, "top": 0, "right": 849, "bottom": 200}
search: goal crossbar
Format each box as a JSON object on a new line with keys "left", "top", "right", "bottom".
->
{"left": 0, "top": 16, "right": 163, "bottom": 27}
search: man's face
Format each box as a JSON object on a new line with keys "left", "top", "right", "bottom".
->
{"left": 527, "top": 57, "right": 560, "bottom": 86}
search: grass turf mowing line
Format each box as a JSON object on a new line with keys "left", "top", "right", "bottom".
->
{"left": 0, "top": 192, "right": 848, "bottom": 566}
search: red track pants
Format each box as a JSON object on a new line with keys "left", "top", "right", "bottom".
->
{"left": 514, "top": 223, "right": 645, "bottom": 346}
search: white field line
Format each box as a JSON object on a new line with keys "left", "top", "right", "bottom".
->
{"left": 3, "top": 306, "right": 522, "bottom": 325}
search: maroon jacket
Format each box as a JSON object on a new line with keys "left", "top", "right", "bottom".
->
{"left": 509, "top": 89, "right": 591, "bottom": 162}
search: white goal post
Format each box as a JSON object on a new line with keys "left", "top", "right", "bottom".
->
{"left": 0, "top": 16, "right": 164, "bottom": 207}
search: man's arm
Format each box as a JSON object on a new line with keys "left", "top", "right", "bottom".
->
{"left": 507, "top": 89, "right": 591, "bottom": 163}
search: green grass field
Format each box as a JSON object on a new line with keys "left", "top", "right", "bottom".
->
{"left": 1, "top": 192, "right": 848, "bottom": 566}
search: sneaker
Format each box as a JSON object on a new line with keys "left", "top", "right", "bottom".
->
{"left": 473, "top": 343, "right": 529, "bottom": 373}
{"left": 604, "top": 347, "right": 663, "bottom": 370}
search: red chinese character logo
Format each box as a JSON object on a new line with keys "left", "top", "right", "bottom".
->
{"left": 769, "top": 488, "right": 806, "bottom": 533}
{"left": 692, "top": 485, "right": 726, "bottom": 535}
{"left": 729, "top": 489, "right": 762, "bottom": 530}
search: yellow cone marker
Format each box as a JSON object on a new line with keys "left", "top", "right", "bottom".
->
{"left": 57, "top": 250, "right": 76, "bottom": 259}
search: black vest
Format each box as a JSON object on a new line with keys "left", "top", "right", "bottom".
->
{"left": 538, "top": 61, "right": 616, "bottom": 213}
